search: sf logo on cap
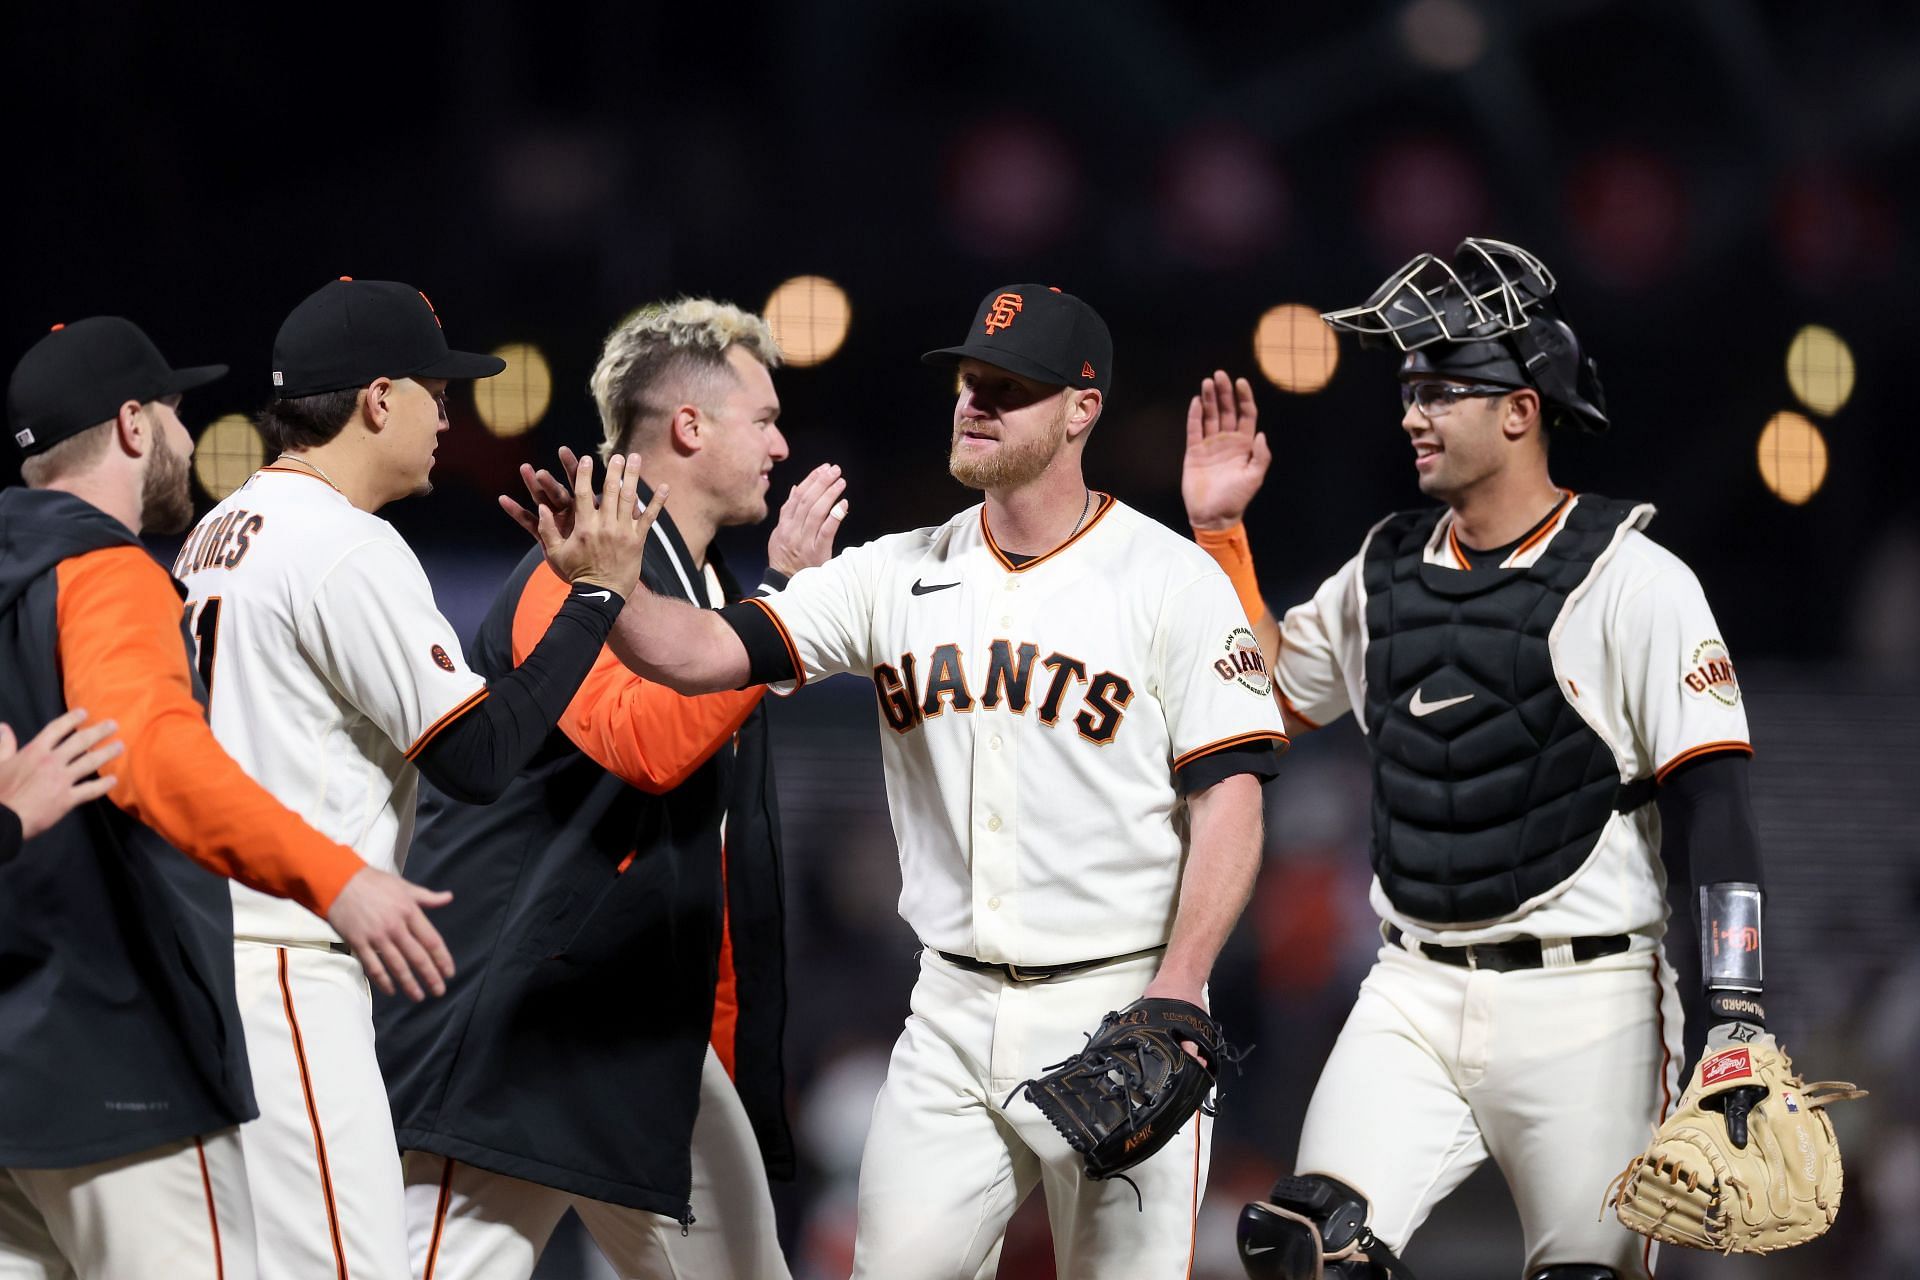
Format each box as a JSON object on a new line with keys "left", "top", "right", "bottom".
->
{"left": 983, "top": 292, "right": 1024, "bottom": 335}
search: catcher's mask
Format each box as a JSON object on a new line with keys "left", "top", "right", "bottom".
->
{"left": 1321, "top": 237, "right": 1610, "bottom": 435}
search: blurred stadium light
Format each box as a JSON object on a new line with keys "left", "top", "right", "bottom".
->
{"left": 1253, "top": 304, "right": 1339, "bottom": 394}
{"left": 1757, "top": 410, "right": 1830, "bottom": 505}
{"left": 1398, "top": 0, "right": 1488, "bottom": 72}
{"left": 472, "top": 343, "right": 553, "bottom": 438}
{"left": 193, "top": 413, "right": 264, "bottom": 501}
{"left": 1786, "top": 324, "right": 1856, "bottom": 417}
{"left": 765, "top": 276, "right": 852, "bottom": 368}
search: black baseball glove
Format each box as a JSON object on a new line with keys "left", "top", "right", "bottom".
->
{"left": 1008, "top": 997, "right": 1230, "bottom": 1185}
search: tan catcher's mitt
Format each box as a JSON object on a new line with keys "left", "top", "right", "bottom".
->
{"left": 1609, "top": 1036, "right": 1865, "bottom": 1254}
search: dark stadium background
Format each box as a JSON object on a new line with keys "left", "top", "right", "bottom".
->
{"left": 6, "top": 3, "right": 1916, "bottom": 1276}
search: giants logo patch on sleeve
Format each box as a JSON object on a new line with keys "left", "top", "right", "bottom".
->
{"left": 431, "top": 644, "right": 456, "bottom": 673}
{"left": 1701, "top": 1048, "right": 1753, "bottom": 1086}
{"left": 1213, "top": 627, "right": 1271, "bottom": 697}
{"left": 1683, "top": 638, "right": 1740, "bottom": 706}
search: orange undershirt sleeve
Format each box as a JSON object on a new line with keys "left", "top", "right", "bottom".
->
{"left": 55, "top": 547, "right": 365, "bottom": 916}
{"left": 510, "top": 562, "right": 763, "bottom": 792}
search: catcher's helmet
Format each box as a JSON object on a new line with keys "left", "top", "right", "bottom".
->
{"left": 1321, "top": 238, "right": 1610, "bottom": 434}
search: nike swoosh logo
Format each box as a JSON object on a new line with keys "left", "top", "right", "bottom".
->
{"left": 577, "top": 589, "right": 613, "bottom": 602}
{"left": 1409, "top": 688, "right": 1474, "bottom": 717}
{"left": 910, "top": 579, "right": 959, "bottom": 596}
{"left": 1243, "top": 1244, "right": 1276, "bottom": 1255}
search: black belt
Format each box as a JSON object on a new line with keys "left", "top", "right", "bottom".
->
{"left": 934, "top": 945, "right": 1165, "bottom": 984}
{"left": 1384, "top": 923, "right": 1629, "bottom": 972}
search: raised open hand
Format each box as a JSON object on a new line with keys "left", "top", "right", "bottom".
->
{"left": 1182, "top": 370, "right": 1270, "bottom": 531}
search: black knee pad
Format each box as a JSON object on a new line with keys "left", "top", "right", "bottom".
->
{"left": 1527, "top": 1269, "right": 1618, "bottom": 1280}
{"left": 1236, "top": 1174, "right": 1415, "bottom": 1279}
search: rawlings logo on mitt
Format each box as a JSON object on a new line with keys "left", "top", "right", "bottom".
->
{"left": 1007, "top": 997, "right": 1232, "bottom": 1187}
{"left": 1608, "top": 1036, "right": 1865, "bottom": 1254}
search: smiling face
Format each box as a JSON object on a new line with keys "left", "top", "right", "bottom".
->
{"left": 1400, "top": 377, "right": 1529, "bottom": 503}
{"left": 948, "top": 358, "right": 1071, "bottom": 492}
{"left": 696, "top": 345, "right": 788, "bottom": 526}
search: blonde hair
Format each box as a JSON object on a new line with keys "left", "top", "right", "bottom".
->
{"left": 589, "top": 298, "right": 782, "bottom": 460}
{"left": 20, "top": 419, "right": 116, "bottom": 487}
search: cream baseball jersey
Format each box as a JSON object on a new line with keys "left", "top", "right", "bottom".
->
{"left": 726, "top": 494, "right": 1287, "bottom": 967}
{"left": 1276, "top": 495, "right": 1751, "bottom": 945}
{"left": 173, "top": 467, "right": 487, "bottom": 943}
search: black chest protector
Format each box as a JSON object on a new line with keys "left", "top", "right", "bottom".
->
{"left": 1360, "top": 494, "right": 1654, "bottom": 925}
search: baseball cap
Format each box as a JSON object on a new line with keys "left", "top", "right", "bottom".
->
{"left": 271, "top": 277, "right": 506, "bottom": 399}
{"left": 7, "top": 317, "right": 227, "bottom": 458}
{"left": 922, "top": 284, "right": 1112, "bottom": 395}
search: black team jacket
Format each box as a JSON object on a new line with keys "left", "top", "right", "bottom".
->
{"left": 0, "top": 490, "right": 256, "bottom": 1167}
{"left": 377, "top": 504, "right": 792, "bottom": 1223}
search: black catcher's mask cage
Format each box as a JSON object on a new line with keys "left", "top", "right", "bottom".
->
{"left": 1320, "top": 237, "right": 1611, "bottom": 435}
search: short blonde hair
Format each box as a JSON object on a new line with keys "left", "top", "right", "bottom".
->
{"left": 20, "top": 420, "right": 116, "bottom": 488}
{"left": 589, "top": 298, "right": 782, "bottom": 461}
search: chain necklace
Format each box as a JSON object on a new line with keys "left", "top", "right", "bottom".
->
{"left": 1069, "top": 488, "right": 1092, "bottom": 537}
{"left": 273, "top": 453, "right": 344, "bottom": 493}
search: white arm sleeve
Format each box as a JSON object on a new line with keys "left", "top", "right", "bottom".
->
{"left": 1275, "top": 553, "right": 1362, "bottom": 729}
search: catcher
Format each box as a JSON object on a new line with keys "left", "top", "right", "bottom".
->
{"left": 1178, "top": 238, "right": 1861, "bottom": 1279}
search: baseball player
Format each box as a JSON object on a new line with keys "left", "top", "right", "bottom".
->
{"left": 1183, "top": 240, "right": 1769, "bottom": 1280}
{"left": 2, "top": 317, "right": 456, "bottom": 1279}
{"left": 377, "top": 298, "right": 845, "bottom": 1279}
{"left": 540, "top": 283, "right": 1288, "bottom": 1278}
{"left": 174, "top": 278, "right": 663, "bottom": 1279}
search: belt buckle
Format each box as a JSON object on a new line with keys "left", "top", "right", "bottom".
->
{"left": 1005, "top": 963, "right": 1045, "bottom": 983}
{"left": 1462, "top": 944, "right": 1480, "bottom": 972}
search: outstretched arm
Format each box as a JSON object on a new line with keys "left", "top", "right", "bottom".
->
{"left": 500, "top": 450, "right": 754, "bottom": 694}
{"left": 1182, "top": 371, "right": 1320, "bottom": 736}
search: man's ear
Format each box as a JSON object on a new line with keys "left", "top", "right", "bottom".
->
{"left": 1065, "top": 389, "right": 1103, "bottom": 440}
{"left": 113, "top": 401, "right": 148, "bottom": 457}
{"left": 667, "top": 405, "right": 703, "bottom": 456}
{"left": 1502, "top": 388, "right": 1542, "bottom": 443}
{"left": 363, "top": 378, "right": 396, "bottom": 431}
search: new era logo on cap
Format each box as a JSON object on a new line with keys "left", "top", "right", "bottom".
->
{"left": 14, "top": 429, "right": 33, "bottom": 448}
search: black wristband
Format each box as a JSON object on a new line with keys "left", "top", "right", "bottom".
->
{"left": 1707, "top": 989, "right": 1767, "bottom": 1026}
{"left": 0, "top": 804, "right": 22, "bottom": 864}
{"left": 759, "top": 568, "right": 790, "bottom": 594}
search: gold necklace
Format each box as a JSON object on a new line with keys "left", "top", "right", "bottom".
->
{"left": 274, "top": 453, "right": 344, "bottom": 493}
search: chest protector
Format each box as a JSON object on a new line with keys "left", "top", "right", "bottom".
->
{"left": 1360, "top": 494, "right": 1654, "bottom": 925}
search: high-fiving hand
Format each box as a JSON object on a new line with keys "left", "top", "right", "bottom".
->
{"left": 1182, "top": 370, "right": 1270, "bottom": 531}
{"left": 767, "top": 463, "right": 848, "bottom": 578}
{"left": 499, "top": 451, "right": 668, "bottom": 598}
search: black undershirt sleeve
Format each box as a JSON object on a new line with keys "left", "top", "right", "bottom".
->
{"left": 413, "top": 588, "right": 625, "bottom": 804}
{"left": 1657, "top": 751, "right": 1765, "bottom": 1051}
{"left": 717, "top": 600, "right": 798, "bottom": 689}
{"left": 1176, "top": 744, "right": 1284, "bottom": 795}
{"left": 1656, "top": 752, "right": 1764, "bottom": 894}
{"left": 0, "top": 805, "right": 20, "bottom": 864}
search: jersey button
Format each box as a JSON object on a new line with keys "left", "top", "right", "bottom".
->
{"left": 986, "top": 815, "right": 1002, "bottom": 832}
{"left": 988, "top": 735, "right": 1002, "bottom": 750}
{"left": 1000, "top": 615, "right": 1012, "bottom": 626}
{"left": 987, "top": 896, "right": 1002, "bottom": 910}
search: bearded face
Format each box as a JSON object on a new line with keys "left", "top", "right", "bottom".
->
{"left": 139, "top": 409, "right": 195, "bottom": 534}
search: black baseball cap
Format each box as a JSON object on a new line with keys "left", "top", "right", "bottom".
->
{"left": 922, "top": 283, "right": 1113, "bottom": 395}
{"left": 7, "top": 317, "right": 227, "bottom": 458}
{"left": 271, "top": 277, "right": 506, "bottom": 399}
